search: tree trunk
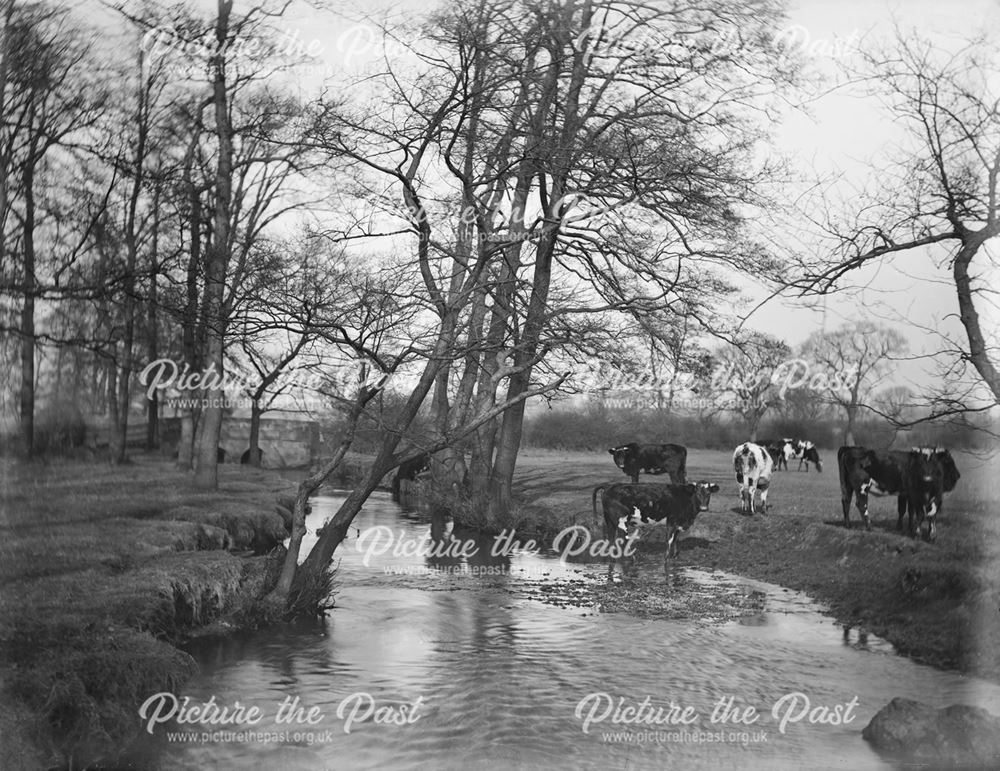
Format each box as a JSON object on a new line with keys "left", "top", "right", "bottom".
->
{"left": 844, "top": 405, "right": 857, "bottom": 446}
{"left": 247, "top": 397, "right": 262, "bottom": 467}
{"left": 0, "top": 0, "right": 13, "bottom": 275}
{"left": 146, "top": 183, "right": 160, "bottom": 450}
{"left": 18, "top": 127, "right": 36, "bottom": 457}
{"left": 194, "top": 0, "right": 234, "bottom": 490}
{"left": 954, "top": 234, "right": 1000, "bottom": 404}
{"left": 465, "top": 171, "right": 531, "bottom": 497}
{"left": 488, "top": 229, "right": 558, "bottom": 516}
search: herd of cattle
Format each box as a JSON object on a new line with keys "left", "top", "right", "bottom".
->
{"left": 592, "top": 439, "right": 961, "bottom": 570}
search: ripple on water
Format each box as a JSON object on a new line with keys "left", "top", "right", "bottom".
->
{"left": 127, "top": 492, "right": 1000, "bottom": 771}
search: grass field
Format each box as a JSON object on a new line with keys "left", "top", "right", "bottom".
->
{"left": 0, "top": 457, "right": 295, "bottom": 767}
{"left": 511, "top": 446, "right": 1000, "bottom": 681}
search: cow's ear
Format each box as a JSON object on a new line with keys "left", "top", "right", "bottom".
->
{"left": 608, "top": 448, "right": 614, "bottom": 454}
{"left": 709, "top": 483, "right": 720, "bottom": 493}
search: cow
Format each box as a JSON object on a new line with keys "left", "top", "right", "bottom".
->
{"left": 791, "top": 440, "right": 823, "bottom": 472}
{"left": 392, "top": 452, "right": 432, "bottom": 502}
{"left": 837, "top": 446, "right": 947, "bottom": 540}
{"left": 912, "top": 447, "right": 961, "bottom": 520}
{"left": 592, "top": 481, "right": 720, "bottom": 572}
{"left": 608, "top": 442, "right": 687, "bottom": 484}
{"left": 733, "top": 442, "right": 773, "bottom": 515}
{"left": 760, "top": 438, "right": 794, "bottom": 471}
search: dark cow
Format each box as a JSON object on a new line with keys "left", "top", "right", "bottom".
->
{"left": 592, "top": 481, "right": 720, "bottom": 571}
{"left": 759, "top": 438, "right": 794, "bottom": 471}
{"left": 392, "top": 452, "right": 432, "bottom": 502}
{"left": 608, "top": 442, "right": 687, "bottom": 484}
{"left": 733, "top": 442, "right": 773, "bottom": 515}
{"left": 912, "top": 447, "right": 961, "bottom": 521}
{"left": 837, "top": 446, "right": 946, "bottom": 540}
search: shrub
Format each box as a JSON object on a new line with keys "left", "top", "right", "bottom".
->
{"left": 524, "top": 405, "right": 990, "bottom": 451}
{"left": 33, "top": 402, "right": 88, "bottom": 455}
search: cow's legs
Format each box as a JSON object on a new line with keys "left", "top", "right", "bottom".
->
{"left": 759, "top": 486, "right": 769, "bottom": 513}
{"left": 748, "top": 482, "right": 757, "bottom": 515}
{"left": 858, "top": 491, "right": 871, "bottom": 530}
{"left": 924, "top": 499, "right": 937, "bottom": 541}
{"left": 841, "top": 487, "right": 853, "bottom": 528}
{"left": 664, "top": 529, "right": 677, "bottom": 576}
{"left": 896, "top": 495, "right": 908, "bottom": 532}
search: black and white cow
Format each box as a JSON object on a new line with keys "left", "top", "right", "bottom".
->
{"left": 592, "top": 481, "right": 720, "bottom": 570}
{"left": 392, "top": 452, "right": 432, "bottom": 502}
{"left": 608, "top": 442, "right": 687, "bottom": 484}
{"left": 837, "top": 446, "right": 950, "bottom": 540}
{"left": 733, "top": 442, "right": 774, "bottom": 515}
{"left": 790, "top": 439, "right": 823, "bottom": 472}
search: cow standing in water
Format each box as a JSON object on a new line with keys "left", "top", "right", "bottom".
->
{"left": 592, "top": 481, "right": 720, "bottom": 574}
{"left": 608, "top": 442, "right": 687, "bottom": 484}
{"left": 733, "top": 442, "right": 773, "bottom": 515}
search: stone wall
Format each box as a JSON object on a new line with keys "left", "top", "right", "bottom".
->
{"left": 218, "top": 417, "right": 319, "bottom": 468}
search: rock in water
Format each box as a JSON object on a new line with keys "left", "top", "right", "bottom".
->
{"left": 863, "top": 697, "right": 1000, "bottom": 768}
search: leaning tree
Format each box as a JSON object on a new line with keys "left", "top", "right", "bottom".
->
{"left": 794, "top": 29, "right": 1000, "bottom": 413}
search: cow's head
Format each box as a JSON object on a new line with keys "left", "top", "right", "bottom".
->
{"left": 909, "top": 451, "right": 939, "bottom": 497}
{"left": 936, "top": 450, "right": 961, "bottom": 492}
{"left": 687, "top": 481, "right": 721, "bottom": 511}
{"left": 608, "top": 444, "right": 635, "bottom": 470}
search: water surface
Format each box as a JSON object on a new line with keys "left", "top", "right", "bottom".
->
{"left": 132, "top": 492, "right": 1000, "bottom": 770}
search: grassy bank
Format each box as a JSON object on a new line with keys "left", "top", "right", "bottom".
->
{"left": 509, "top": 447, "right": 1000, "bottom": 681}
{"left": 0, "top": 457, "right": 295, "bottom": 769}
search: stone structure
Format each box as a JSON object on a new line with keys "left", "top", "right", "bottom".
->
{"left": 218, "top": 417, "right": 319, "bottom": 469}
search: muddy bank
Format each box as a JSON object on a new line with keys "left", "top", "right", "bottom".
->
{"left": 0, "top": 457, "right": 294, "bottom": 769}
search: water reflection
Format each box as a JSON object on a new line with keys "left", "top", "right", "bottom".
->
{"left": 129, "top": 491, "right": 1000, "bottom": 771}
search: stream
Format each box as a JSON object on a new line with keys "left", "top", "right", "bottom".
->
{"left": 130, "top": 490, "right": 1000, "bottom": 770}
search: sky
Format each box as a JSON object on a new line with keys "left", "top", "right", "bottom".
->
{"left": 89, "top": 0, "right": 1000, "bottom": 396}
{"left": 743, "top": 0, "right": 999, "bottom": 357}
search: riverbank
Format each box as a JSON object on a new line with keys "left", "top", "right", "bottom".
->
{"left": 508, "top": 447, "right": 1000, "bottom": 682}
{"left": 0, "top": 457, "right": 296, "bottom": 769}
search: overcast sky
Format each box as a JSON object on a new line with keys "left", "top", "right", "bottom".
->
{"left": 752, "top": 0, "right": 998, "bottom": 341}
{"left": 94, "top": 0, "right": 999, "bottom": 391}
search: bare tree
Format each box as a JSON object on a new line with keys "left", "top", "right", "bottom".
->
{"left": 712, "top": 333, "right": 791, "bottom": 441}
{"left": 0, "top": 3, "right": 104, "bottom": 455}
{"left": 794, "top": 30, "right": 1000, "bottom": 409}
{"left": 801, "top": 321, "right": 907, "bottom": 445}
